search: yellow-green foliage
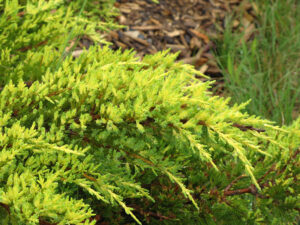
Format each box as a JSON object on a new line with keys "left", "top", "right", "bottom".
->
{"left": 0, "top": 1, "right": 299, "bottom": 224}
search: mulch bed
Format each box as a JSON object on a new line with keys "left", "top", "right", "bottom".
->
{"left": 104, "top": 0, "right": 257, "bottom": 82}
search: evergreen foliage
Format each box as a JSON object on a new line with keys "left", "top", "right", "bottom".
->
{"left": 0, "top": 0, "right": 299, "bottom": 224}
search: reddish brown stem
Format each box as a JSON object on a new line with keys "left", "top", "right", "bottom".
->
{"left": 224, "top": 184, "right": 258, "bottom": 196}
{"left": 232, "top": 123, "right": 265, "bottom": 133}
{"left": 18, "top": 40, "right": 48, "bottom": 52}
{"left": 224, "top": 174, "right": 247, "bottom": 192}
{"left": 0, "top": 202, "right": 10, "bottom": 214}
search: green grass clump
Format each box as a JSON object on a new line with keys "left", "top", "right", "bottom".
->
{"left": 215, "top": 0, "right": 300, "bottom": 125}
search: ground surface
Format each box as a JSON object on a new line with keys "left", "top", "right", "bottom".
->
{"left": 105, "top": 0, "right": 256, "bottom": 80}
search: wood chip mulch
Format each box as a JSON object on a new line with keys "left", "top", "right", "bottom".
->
{"left": 104, "top": 0, "right": 257, "bottom": 81}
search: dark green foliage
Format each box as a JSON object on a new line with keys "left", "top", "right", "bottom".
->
{"left": 0, "top": 0, "right": 299, "bottom": 224}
